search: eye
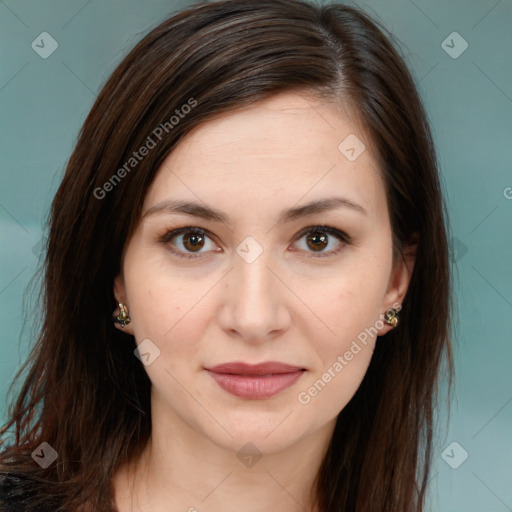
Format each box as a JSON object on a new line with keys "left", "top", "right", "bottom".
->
{"left": 158, "top": 227, "right": 220, "bottom": 259}
{"left": 292, "top": 225, "right": 350, "bottom": 258}
{"left": 158, "top": 224, "right": 351, "bottom": 260}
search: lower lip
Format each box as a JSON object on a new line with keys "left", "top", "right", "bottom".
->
{"left": 206, "top": 370, "right": 305, "bottom": 400}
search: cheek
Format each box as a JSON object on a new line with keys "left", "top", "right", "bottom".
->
{"left": 122, "top": 252, "right": 210, "bottom": 367}
{"left": 292, "top": 258, "right": 389, "bottom": 411}
{"left": 296, "top": 342, "right": 375, "bottom": 417}
{"left": 295, "top": 292, "right": 381, "bottom": 417}
{"left": 294, "top": 259, "right": 389, "bottom": 345}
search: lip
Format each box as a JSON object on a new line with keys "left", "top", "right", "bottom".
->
{"left": 205, "top": 361, "right": 306, "bottom": 400}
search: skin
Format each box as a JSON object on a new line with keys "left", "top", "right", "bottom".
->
{"left": 111, "top": 91, "right": 416, "bottom": 512}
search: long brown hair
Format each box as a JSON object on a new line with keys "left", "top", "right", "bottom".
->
{"left": 0, "top": 1, "right": 454, "bottom": 510}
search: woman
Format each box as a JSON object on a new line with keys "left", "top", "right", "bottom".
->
{"left": 0, "top": 0, "right": 454, "bottom": 510}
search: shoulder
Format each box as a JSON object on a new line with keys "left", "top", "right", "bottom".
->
{"left": 0, "top": 448, "right": 66, "bottom": 511}
{"left": 0, "top": 471, "right": 31, "bottom": 511}
{"left": 0, "top": 470, "right": 55, "bottom": 512}
{"left": 0, "top": 470, "right": 74, "bottom": 512}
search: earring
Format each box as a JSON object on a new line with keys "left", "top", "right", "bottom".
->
{"left": 384, "top": 307, "right": 399, "bottom": 327}
{"left": 116, "top": 303, "right": 131, "bottom": 328}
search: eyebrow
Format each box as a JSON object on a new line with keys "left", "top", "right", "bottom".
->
{"left": 142, "top": 196, "right": 367, "bottom": 225}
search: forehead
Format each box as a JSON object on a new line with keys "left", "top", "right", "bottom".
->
{"left": 144, "top": 91, "right": 385, "bottom": 221}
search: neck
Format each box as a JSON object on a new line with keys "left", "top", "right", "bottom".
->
{"left": 113, "top": 396, "right": 334, "bottom": 512}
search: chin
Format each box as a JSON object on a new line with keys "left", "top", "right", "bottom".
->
{"left": 202, "top": 412, "right": 309, "bottom": 454}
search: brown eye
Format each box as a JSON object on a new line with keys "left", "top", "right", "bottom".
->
{"left": 293, "top": 225, "right": 350, "bottom": 258}
{"left": 182, "top": 231, "right": 205, "bottom": 252}
{"left": 159, "top": 227, "right": 219, "bottom": 259}
{"left": 305, "top": 232, "right": 328, "bottom": 252}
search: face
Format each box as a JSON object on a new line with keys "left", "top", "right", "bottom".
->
{"left": 114, "top": 91, "right": 414, "bottom": 454}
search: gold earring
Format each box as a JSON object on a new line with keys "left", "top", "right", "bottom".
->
{"left": 116, "top": 303, "right": 131, "bottom": 328}
{"left": 384, "top": 307, "right": 399, "bottom": 327}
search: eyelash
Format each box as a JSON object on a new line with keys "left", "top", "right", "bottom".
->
{"left": 157, "top": 225, "right": 351, "bottom": 260}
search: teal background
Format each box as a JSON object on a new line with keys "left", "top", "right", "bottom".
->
{"left": 1, "top": 1, "right": 511, "bottom": 510}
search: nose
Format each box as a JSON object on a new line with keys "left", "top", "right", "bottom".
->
{"left": 217, "top": 249, "right": 292, "bottom": 345}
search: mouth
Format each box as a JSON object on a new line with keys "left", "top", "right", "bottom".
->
{"left": 204, "top": 361, "right": 307, "bottom": 400}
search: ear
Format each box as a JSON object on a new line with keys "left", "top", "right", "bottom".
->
{"left": 378, "top": 240, "right": 417, "bottom": 336}
{"left": 112, "top": 272, "right": 134, "bottom": 336}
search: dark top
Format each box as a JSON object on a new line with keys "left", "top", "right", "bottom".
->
{"left": 0, "top": 472, "right": 59, "bottom": 512}
{"left": 0, "top": 472, "right": 31, "bottom": 511}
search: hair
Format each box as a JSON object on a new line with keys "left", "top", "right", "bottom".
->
{"left": 0, "top": 1, "right": 454, "bottom": 511}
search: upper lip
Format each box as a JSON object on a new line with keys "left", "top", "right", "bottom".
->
{"left": 205, "top": 361, "right": 305, "bottom": 375}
